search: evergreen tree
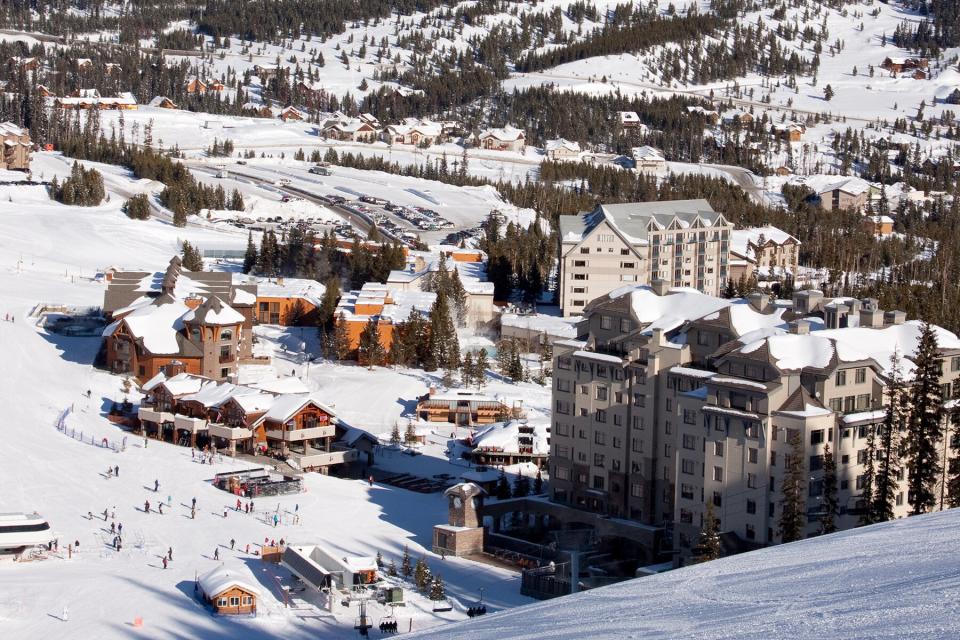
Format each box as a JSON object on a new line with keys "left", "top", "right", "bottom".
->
{"left": 873, "top": 351, "right": 905, "bottom": 522}
{"left": 181, "top": 241, "right": 203, "bottom": 271}
{"left": 512, "top": 471, "right": 530, "bottom": 498}
{"left": 428, "top": 575, "right": 445, "bottom": 601}
{"left": 907, "top": 322, "right": 944, "bottom": 515}
{"left": 691, "top": 502, "right": 721, "bottom": 563}
{"left": 389, "top": 422, "right": 401, "bottom": 446}
{"left": 404, "top": 421, "right": 417, "bottom": 444}
{"left": 427, "top": 290, "right": 459, "bottom": 371}
{"left": 475, "top": 348, "right": 489, "bottom": 388}
{"left": 331, "top": 312, "right": 352, "bottom": 360}
{"left": 461, "top": 351, "right": 475, "bottom": 387}
{"left": 948, "top": 411, "right": 960, "bottom": 508}
{"left": 358, "top": 316, "right": 385, "bottom": 367}
{"left": 779, "top": 428, "right": 806, "bottom": 543}
{"left": 414, "top": 556, "right": 431, "bottom": 591}
{"left": 533, "top": 469, "right": 543, "bottom": 494}
{"left": 495, "top": 470, "right": 511, "bottom": 500}
{"left": 387, "top": 560, "right": 398, "bottom": 577}
{"left": 243, "top": 231, "right": 258, "bottom": 274}
{"left": 401, "top": 546, "right": 412, "bottom": 578}
{"left": 317, "top": 278, "right": 340, "bottom": 331}
{"left": 859, "top": 428, "right": 878, "bottom": 526}
{"left": 123, "top": 193, "right": 151, "bottom": 220}
{"left": 819, "top": 442, "right": 838, "bottom": 535}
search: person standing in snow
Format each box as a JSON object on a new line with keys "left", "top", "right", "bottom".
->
{"left": 114, "top": 465, "right": 119, "bottom": 477}
{"left": 162, "top": 557, "right": 168, "bottom": 569}
{"left": 118, "top": 522, "right": 123, "bottom": 535}
{"left": 154, "top": 479, "right": 159, "bottom": 492}
{"left": 158, "top": 503, "right": 163, "bottom": 515}
{"left": 191, "top": 497, "right": 197, "bottom": 509}
{"left": 273, "top": 514, "right": 279, "bottom": 528}
{"left": 214, "top": 548, "right": 219, "bottom": 560}
{"left": 167, "top": 547, "right": 173, "bottom": 561}
{"left": 144, "top": 500, "right": 150, "bottom": 513}
{"left": 230, "top": 538, "right": 235, "bottom": 550}
{"left": 103, "top": 508, "right": 108, "bottom": 521}
{"left": 110, "top": 522, "right": 116, "bottom": 535}
{"left": 236, "top": 499, "right": 241, "bottom": 512}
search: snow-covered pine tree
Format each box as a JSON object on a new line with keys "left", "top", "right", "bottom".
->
{"left": 429, "top": 575, "right": 445, "bottom": 601}
{"left": 873, "top": 350, "right": 905, "bottom": 521}
{"left": 907, "top": 322, "right": 944, "bottom": 515}
{"left": 779, "top": 428, "right": 806, "bottom": 543}
{"left": 387, "top": 559, "right": 398, "bottom": 577}
{"left": 414, "top": 556, "right": 431, "bottom": 591}
{"left": 358, "top": 316, "right": 385, "bottom": 367}
{"left": 242, "top": 231, "right": 257, "bottom": 274}
{"left": 859, "top": 428, "right": 878, "bottom": 526}
{"left": 181, "top": 240, "right": 203, "bottom": 271}
{"left": 691, "top": 502, "right": 721, "bottom": 563}
{"left": 461, "top": 351, "right": 475, "bottom": 388}
{"left": 819, "top": 442, "right": 838, "bottom": 534}
{"left": 331, "top": 313, "right": 351, "bottom": 361}
{"left": 390, "top": 422, "right": 401, "bottom": 446}
{"left": 475, "top": 348, "right": 489, "bottom": 388}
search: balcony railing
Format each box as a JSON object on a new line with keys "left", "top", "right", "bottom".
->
{"left": 265, "top": 425, "right": 336, "bottom": 442}
{"left": 295, "top": 448, "right": 358, "bottom": 468}
{"left": 138, "top": 407, "right": 175, "bottom": 424}
{"left": 208, "top": 423, "right": 250, "bottom": 440}
{"left": 219, "top": 353, "right": 235, "bottom": 364}
{"left": 174, "top": 414, "right": 208, "bottom": 433}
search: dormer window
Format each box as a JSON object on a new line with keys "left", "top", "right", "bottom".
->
{"left": 191, "top": 327, "right": 201, "bottom": 343}
{"left": 221, "top": 329, "right": 233, "bottom": 342}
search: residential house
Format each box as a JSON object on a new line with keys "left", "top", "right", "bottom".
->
{"left": 773, "top": 123, "right": 805, "bottom": 142}
{"left": 75, "top": 58, "right": 93, "bottom": 70}
{"left": 544, "top": 138, "right": 581, "bottom": 161}
{"left": 476, "top": 126, "right": 525, "bottom": 153}
{"left": 280, "top": 105, "right": 306, "bottom": 122}
{"left": 8, "top": 56, "right": 40, "bottom": 71}
{"left": 882, "top": 56, "right": 928, "bottom": 74}
{"left": 197, "top": 567, "right": 260, "bottom": 615}
{"left": 861, "top": 214, "right": 895, "bottom": 237}
{"left": 237, "top": 276, "right": 326, "bottom": 326}
{"left": 549, "top": 284, "right": 960, "bottom": 564}
{"left": 185, "top": 78, "right": 208, "bottom": 94}
{"left": 631, "top": 146, "right": 667, "bottom": 174}
{"left": 321, "top": 118, "right": 379, "bottom": 143}
{"left": 558, "top": 199, "right": 733, "bottom": 316}
{"left": 35, "top": 84, "right": 55, "bottom": 97}
{"left": 619, "top": 111, "right": 642, "bottom": 130}
{"left": 728, "top": 226, "right": 800, "bottom": 283}
{"left": 817, "top": 177, "right": 871, "bottom": 211}
{"left": 148, "top": 96, "right": 178, "bottom": 109}
{"left": 384, "top": 119, "right": 443, "bottom": 146}
{"left": 0, "top": 122, "right": 31, "bottom": 171}
{"left": 254, "top": 65, "right": 281, "bottom": 80}
{"left": 686, "top": 105, "right": 720, "bottom": 123}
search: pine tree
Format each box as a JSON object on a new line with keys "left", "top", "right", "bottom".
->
{"left": 375, "top": 550, "right": 383, "bottom": 568}
{"left": 495, "top": 470, "right": 511, "bottom": 500}
{"left": 475, "top": 348, "right": 489, "bottom": 388}
{"left": 461, "top": 351, "right": 475, "bottom": 388}
{"left": 819, "top": 442, "right": 838, "bottom": 535}
{"left": 427, "top": 290, "right": 459, "bottom": 371}
{"left": 512, "top": 471, "right": 530, "bottom": 497}
{"left": 331, "top": 313, "right": 351, "bottom": 360}
{"left": 243, "top": 231, "right": 258, "bottom": 274}
{"left": 181, "top": 241, "right": 203, "bottom": 271}
{"left": 533, "top": 469, "right": 543, "bottom": 494}
{"left": 691, "top": 502, "right": 721, "bottom": 563}
{"left": 390, "top": 422, "right": 401, "bottom": 446}
{"left": 414, "top": 556, "right": 431, "bottom": 591}
{"left": 358, "top": 316, "right": 385, "bottom": 367}
{"left": 859, "top": 428, "right": 878, "bottom": 526}
{"left": 873, "top": 351, "right": 904, "bottom": 522}
{"left": 428, "top": 575, "right": 445, "bottom": 601}
{"left": 404, "top": 421, "right": 417, "bottom": 444}
{"left": 824, "top": 84, "right": 835, "bottom": 101}
{"left": 317, "top": 278, "right": 340, "bottom": 331}
{"left": 948, "top": 410, "right": 960, "bottom": 508}
{"left": 387, "top": 560, "right": 398, "bottom": 577}
{"left": 907, "top": 322, "right": 944, "bottom": 515}
{"left": 401, "top": 546, "right": 412, "bottom": 578}
{"left": 123, "top": 194, "right": 151, "bottom": 220}
{"left": 779, "top": 428, "right": 806, "bottom": 543}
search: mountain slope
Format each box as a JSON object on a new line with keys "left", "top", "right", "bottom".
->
{"left": 412, "top": 508, "right": 960, "bottom": 639}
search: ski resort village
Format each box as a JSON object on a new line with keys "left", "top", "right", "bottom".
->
{"left": 4, "top": 0, "right": 960, "bottom": 638}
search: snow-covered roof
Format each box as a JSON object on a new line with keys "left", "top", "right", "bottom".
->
{"left": 479, "top": 126, "right": 524, "bottom": 142}
{"left": 0, "top": 121, "right": 27, "bottom": 136}
{"left": 231, "top": 392, "right": 276, "bottom": 414}
{"left": 472, "top": 419, "right": 549, "bottom": 455}
{"left": 545, "top": 138, "right": 580, "bottom": 153}
{"left": 730, "top": 226, "right": 799, "bottom": 261}
{"left": 262, "top": 394, "right": 336, "bottom": 424}
{"left": 619, "top": 111, "right": 640, "bottom": 123}
{"left": 250, "top": 277, "right": 326, "bottom": 307}
{"left": 182, "top": 296, "right": 245, "bottom": 326}
{"left": 559, "top": 199, "right": 726, "bottom": 245}
{"left": 147, "top": 96, "right": 176, "bottom": 108}
{"left": 500, "top": 312, "right": 580, "bottom": 339}
{"left": 336, "top": 284, "right": 436, "bottom": 323}
{"left": 115, "top": 297, "right": 191, "bottom": 355}
{"left": 632, "top": 145, "right": 665, "bottom": 162}
{"left": 250, "top": 376, "right": 310, "bottom": 395}
{"left": 198, "top": 567, "right": 260, "bottom": 599}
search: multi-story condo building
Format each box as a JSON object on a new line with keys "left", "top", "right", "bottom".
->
{"left": 550, "top": 282, "right": 960, "bottom": 562}
{"left": 558, "top": 199, "right": 732, "bottom": 317}
{"left": 728, "top": 225, "right": 800, "bottom": 285}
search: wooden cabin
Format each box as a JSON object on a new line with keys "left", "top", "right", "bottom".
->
{"left": 197, "top": 567, "right": 259, "bottom": 615}
{"left": 416, "top": 388, "right": 524, "bottom": 426}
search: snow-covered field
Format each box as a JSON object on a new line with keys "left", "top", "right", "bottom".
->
{"left": 0, "top": 183, "right": 538, "bottom": 638}
{"left": 411, "top": 507, "right": 960, "bottom": 639}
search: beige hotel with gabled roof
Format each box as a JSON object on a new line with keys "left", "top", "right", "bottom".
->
{"left": 558, "top": 199, "right": 732, "bottom": 317}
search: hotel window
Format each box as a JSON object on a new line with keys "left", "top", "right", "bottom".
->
{"left": 573, "top": 273, "right": 588, "bottom": 280}
{"left": 572, "top": 300, "right": 586, "bottom": 307}
{"left": 633, "top": 393, "right": 645, "bottom": 407}
{"left": 844, "top": 396, "right": 856, "bottom": 413}
{"left": 748, "top": 448, "right": 758, "bottom": 464}
{"left": 746, "top": 499, "right": 757, "bottom": 514}
{"left": 747, "top": 473, "right": 758, "bottom": 489}
{"left": 573, "top": 287, "right": 586, "bottom": 294}
{"left": 952, "top": 356, "right": 960, "bottom": 372}
{"left": 835, "top": 370, "right": 847, "bottom": 386}
{"left": 556, "top": 379, "right": 571, "bottom": 392}
{"left": 683, "top": 409, "right": 697, "bottom": 425}
{"left": 621, "top": 248, "right": 630, "bottom": 255}
{"left": 857, "top": 394, "right": 871, "bottom": 410}
{"left": 632, "top": 483, "right": 644, "bottom": 498}
{"left": 595, "top": 409, "right": 607, "bottom": 423}
{"left": 592, "top": 476, "right": 605, "bottom": 490}
{"left": 681, "top": 459, "right": 695, "bottom": 475}
{"left": 745, "top": 524, "right": 756, "bottom": 540}
{"left": 555, "top": 466, "right": 570, "bottom": 480}
{"left": 594, "top": 432, "right": 606, "bottom": 445}
{"left": 681, "top": 484, "right": 695, "bottom": 500}
{"left": 620, "top": 262, "right": 635, "bottom": 269}
{"left": 596, "top": 386, "right": 608, "bottom": 401}
{"left": 580, "top": 247, "right": 590, "bottom": 254}
{"left": 601, "top": 316, "right": 613, "bottom": 330}
{"left": 593, "top": 453, "right": 605, "bottom": 467}
{"left": 613, "top": 414, "right": 623, "bottom": 427}
{"left": 632, "top": 416, "right": 644, "bottom": 430}
{"left": 580, "top": 385, "right": 589, "bottom": 395}
{"left": 855, "top": 367, "right": 867, "bottom": 384}
{"left": 682, "top": 434, "right": 696, "bottom": 449}
{"left": 829, "top": 398, "right": 843, "bottom": 412}
{"left": 714, "top": 442, "right": 724, "bottom": 457}
{"left": 713, "top": 466, "right": 724, "bottom": 482}
{"left": 810, "top": 429, "right": 825, "bottom": 445}
{"left": 632, "top": 438, "right": 644, "bottom": 453}
{"left": 620, "top": 318, "right": 632, "bottom": 332}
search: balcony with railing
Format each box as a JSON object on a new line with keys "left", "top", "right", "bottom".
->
{"left": 174, "top": 414, "right": 208, "bottom": 433}
{"left": 219, "top": 352, "right": 235, "bottom": 364}
{"left": 138, "top": 406, "right": 175, "bottom": 424}
{"left": 292, "top": 446, "right": 359, "bottom": 469}
{"left": 265, "top": 425, "right": 336, "bottom": 442}
{"left": 208, "top": 423, "right": 250, "bottom": 440}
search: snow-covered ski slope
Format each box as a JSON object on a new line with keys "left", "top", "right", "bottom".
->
{"left": 412, "top": 508, "right": 960, "bottom": 639}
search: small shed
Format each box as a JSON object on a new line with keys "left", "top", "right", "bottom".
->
{"left": 197, "top": 567, "right": 260, "bottom": 615}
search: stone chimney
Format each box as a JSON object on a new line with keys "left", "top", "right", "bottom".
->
{"left": 651, "top": 278, "right": 670, "bottom": 296}
{"left": 747, "top": 292, "right": 768, "bottom": 313}
{"left": 164, "top": 360, "right": 186, "bottom": 377}
{"left": 789, "top": 319, "right": 810, "bottom": 335}
{"left": 793, "top": 289, "right": 824, "bottom": 315}
{"left": 184, "top": 296, "right": 203, "bottom": 310}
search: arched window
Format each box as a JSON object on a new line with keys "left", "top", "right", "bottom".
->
{"left": 221, "top": 329, "right": 233, "bottom": 342}
{"left": 190, "top": 327, "right": 201, "bottom": 343}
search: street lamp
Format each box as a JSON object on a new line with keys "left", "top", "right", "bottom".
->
{"left": 478, "top": 586, "right": 485, "bottom": 605}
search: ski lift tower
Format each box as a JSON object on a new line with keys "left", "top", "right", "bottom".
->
{"left": 352, "top": 590, "right": 373, "bottom": 636}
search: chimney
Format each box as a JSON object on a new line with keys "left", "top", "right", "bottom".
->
{"left": 789, "top": 319, "right": 810, "bottom": 335}
{"left": 650, "top": 327, "right": 665, "bottom": 346}
{"left": 164, "top": 360, "right": 186, "bottom": 377}
{"left": 826, "top": 304, "right": 849, "bottom": 329}
{"left": 859, "top": 307, "right": 883, "bottom": 328}
{"left": 651, "top": 278, "right": 669, "bottom": 296}
{"left": 747, "top": 292, "right": 769, "bottom": 313}
{"left": 793, "top": 289, "right": 824, "bottom": 315}
{"left": 884, "top": 310, "right": 907, "bottom": 326}
{"left": 184, "top": 296, "right": 203, "bottom": 310}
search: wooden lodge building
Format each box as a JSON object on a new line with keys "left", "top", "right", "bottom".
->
{"left": 101, "top": 256, "right": 256, "bottom": 382}
{"left": 416, "top": 387, "right": 525, "bottom": 426}
{"left": 138, "top": 364, "right": 377, "bottom": 472}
